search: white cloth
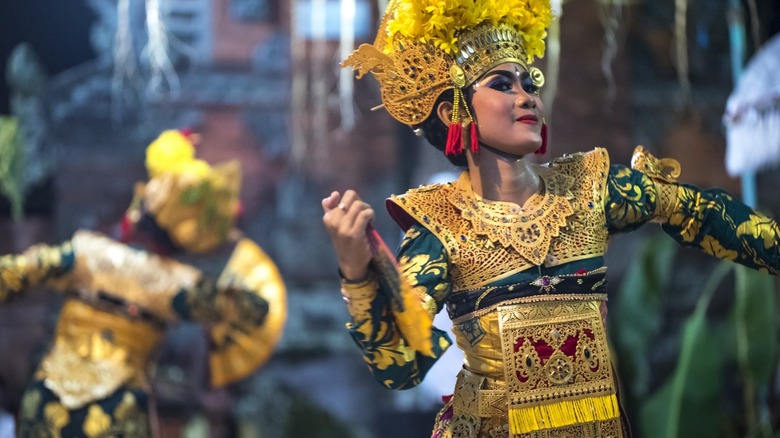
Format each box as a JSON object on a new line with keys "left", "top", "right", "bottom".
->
{"left": 723, "top": 33, "right": 780, "bottom": 176}
{"left": 0, "top": 411, "right": 14, "bottom": 438}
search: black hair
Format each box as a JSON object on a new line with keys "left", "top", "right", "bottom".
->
{"left": 416, "top": 88, "right": 468, "bottom": 168}
{"left": 134, "top": 211, "right": 181, "bottom": 255}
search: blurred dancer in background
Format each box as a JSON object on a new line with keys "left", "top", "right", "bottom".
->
{"left": 0, "top": 130, "right": 286, "bottom": 437}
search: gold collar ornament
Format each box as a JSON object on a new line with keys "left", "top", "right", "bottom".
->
{"left": 447, "top": 168, "right": 575, "bottom": 266}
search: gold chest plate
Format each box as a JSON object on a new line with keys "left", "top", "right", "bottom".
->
{"left": 388, "top": 149, "right": 611, "bottom": 290}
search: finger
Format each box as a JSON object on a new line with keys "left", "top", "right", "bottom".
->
{"left": 346, "top": 204, "right": 375, "bottom": 235}
{"left": 335, "top": 207, "right": 365, "bottom": 238}
{"left": 339, "top": 190, "right": 362, "bottom": 211}
{"left": 321, "top": 191, "right": 341, "bottom": 213}
{"left": 332, "top": 190, "right": 362, "bottom": 219}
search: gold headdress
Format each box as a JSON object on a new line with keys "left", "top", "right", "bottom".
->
{"left": 130, "top": 130, "right": 242, "bottom": 254}
{"left": 342, "top": 0, "right": 553, "bottom": 153}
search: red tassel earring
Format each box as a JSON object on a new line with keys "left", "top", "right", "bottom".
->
{"left": 459, "top": 88, "right": 479, "bottom": 154}
{"left": 445, "top": 88, "right": 464, "bottom": 156}
{"left": 470, "top": 122, "right": 479, "bottom": 153}
{"left": 535, "top": 121, "right": 548, "bottom": 155}
{"left": 445, "top": 122, "right": 463, "bottom": 156}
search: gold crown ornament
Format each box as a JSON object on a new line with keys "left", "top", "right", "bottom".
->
{"left": 128, "top": 130, "right": 242, "bottom": 254}
{"left": 342, "top": 0, "right": 553, "bottom": 155}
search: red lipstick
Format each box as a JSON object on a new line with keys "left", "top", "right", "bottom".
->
{"left": 516, "top": 115, "right": 538, "bottom": 124}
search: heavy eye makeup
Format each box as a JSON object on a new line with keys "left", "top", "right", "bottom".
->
{"left": 519, "top": 72, "right": 540, "bottom": 95}
{"left": 479, "top": 70, "right": 539, "bottom": 95}
{"left": 483, "top": 71, "right": 515, "bottom": 91}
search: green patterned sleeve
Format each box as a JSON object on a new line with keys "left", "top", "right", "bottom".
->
{"left": 342, "top": 224, "right": 453, "bottom": 389}
{"left": 0, "top": 241, "right": 76, "bottom": 302}
{"left": 659, "top": 184, "right": 780, "bottom": 275}
{"left": 606, "top": 163, "right": 780, "bottom": 274}
{"left": 171, "top": 278, "right": 269, "bottom": 327}
{"left": 605, "top": 164, "right": 660, "bottom": 233}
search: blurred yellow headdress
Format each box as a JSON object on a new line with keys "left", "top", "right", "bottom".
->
{"left": 132, "top": 130, "right": 242, "bottom": 254}
{"left": 342, "top": 0, "right": 553, "bottom": 130}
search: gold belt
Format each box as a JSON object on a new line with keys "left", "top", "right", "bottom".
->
{"left": 452, "top": 368, "right": 508, "bottom": 418}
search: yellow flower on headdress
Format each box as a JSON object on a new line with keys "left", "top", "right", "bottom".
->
{"left": 145, "top": 130, "right": 197, "bottom": 178}
{"left": 177, "top": 158, "right": 212, "bottom": 180}
{"left": 386, "top": 0, "right": 553, "bottom": 63}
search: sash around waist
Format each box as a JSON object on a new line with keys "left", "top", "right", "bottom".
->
{"left": 447, "top": 267, "right": 608, "bottom": 322}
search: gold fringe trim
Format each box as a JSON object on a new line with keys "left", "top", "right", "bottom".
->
{"left": 509, "top": 394, "right": 620, "bottom": 435}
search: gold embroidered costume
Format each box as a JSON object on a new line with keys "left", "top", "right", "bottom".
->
{"left": 337, "top": 0, "right": 779, "bottom": 436}
{"left": 341, "top": 148, "right": 779, "bottom": 438}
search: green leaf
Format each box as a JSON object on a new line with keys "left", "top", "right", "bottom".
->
{"left": 639, "top": 261, "right": 732, "bottom": 438}
{"left": 642, "top": 377, "right": 727, "bottom": 438}
{"left": 0, "top": 116, "right": 25, "bottom": 220}
{"left": 734, "top": 266, "right": 777, "bottom": 387}
{"left": 733, "top": 265, "right": 777, "bottom": 434}
{"left": 612, "top": 235, "right": 677, "bottom": 398}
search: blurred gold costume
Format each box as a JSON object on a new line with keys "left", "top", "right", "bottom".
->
{"left": 0, "top": 130, "right": 286, "bottom": 437}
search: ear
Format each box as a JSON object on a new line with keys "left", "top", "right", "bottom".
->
{"left": 436, "top": 100, "right": 453, "bottom": 125}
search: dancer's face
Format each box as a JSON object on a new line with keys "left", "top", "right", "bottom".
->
{"left": 469, "top": 62, "right": 544, "bottom": 156}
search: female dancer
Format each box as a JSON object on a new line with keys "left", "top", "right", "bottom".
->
{"left": 323, "top": 1, "right": 779, "bottom": 436}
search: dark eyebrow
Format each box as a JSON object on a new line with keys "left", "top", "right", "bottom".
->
{"left": 480, "top": 70, "right": 515, "bottom": 81}
{"left": 480, "top": 69, "right": 530, "bottom": 82}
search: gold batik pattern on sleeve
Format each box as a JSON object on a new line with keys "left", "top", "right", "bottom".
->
{"left": 733, "top": 211, "right": 780, "bottom": 274}
{"left": 344, "top": 274, "right": 419, "bottom": 375}
{"left": 344, "top": 225, "right": 452, "bottom": 388}
{"left": 0, "top": 241, "right": 72, "bottom": 302}
{"left": 399, "top": 251, "right": 448, "bottom": 317}
{"left": 627, "top": 146, "right": 779, "bottom": 274}
{"left": 607, "top": 166, "right": 657, "bottom": 227}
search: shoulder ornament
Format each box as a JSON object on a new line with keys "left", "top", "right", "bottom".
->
{"left": 629, "top": 145, "right": 681, "bottom": 219}
{"left": 630, "top": 145, "right": 681, "bottom": 183}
